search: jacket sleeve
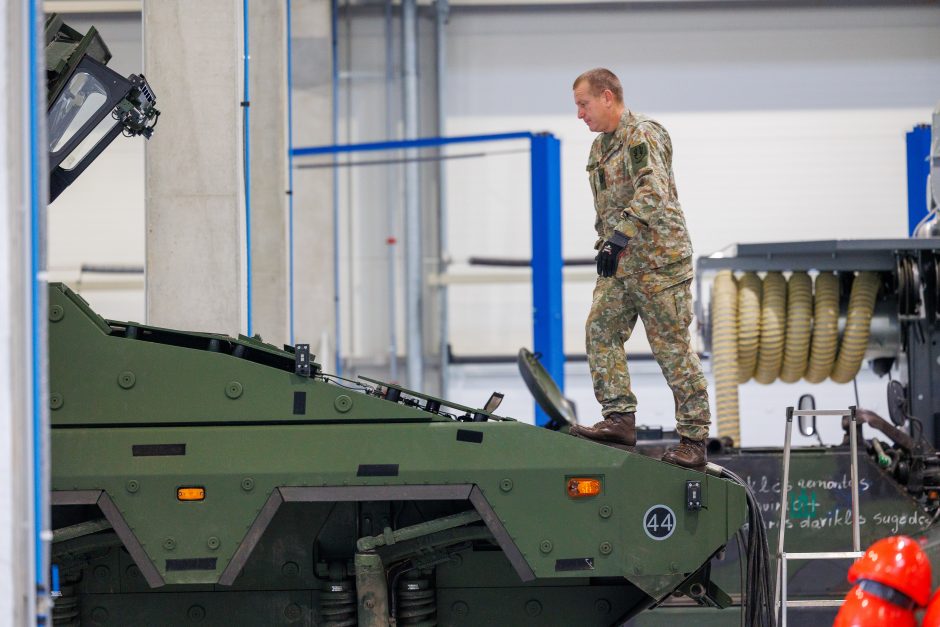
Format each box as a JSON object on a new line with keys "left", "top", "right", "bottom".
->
{"left": 615, "top": 123, "right": 672, "bottom": 235}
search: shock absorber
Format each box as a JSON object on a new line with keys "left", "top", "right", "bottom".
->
{"left": 396, "top": 573, "right": 437, "bottom": 626}
{"left": 318, "top": 578, "right": 357, "bottom": 627}
{"left": 52, "top": 583, "right": 80, "bottom": 626}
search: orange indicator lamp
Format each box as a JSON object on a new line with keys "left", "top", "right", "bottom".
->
{"left": 567, "top": 478, "right": 602, "bottom": 498}
{"left": 177, "top": 487, "right": 205, "bottom": 501}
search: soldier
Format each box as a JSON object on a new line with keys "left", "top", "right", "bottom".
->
{"left": 568, "top": 68, "right": 711, "bottom": 469}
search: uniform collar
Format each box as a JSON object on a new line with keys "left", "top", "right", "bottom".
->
{"left": 597, "top": 109, "right": 631, "bottom": 160}
{"left": 616, "top": 109, "right": 636, "bottom": 138}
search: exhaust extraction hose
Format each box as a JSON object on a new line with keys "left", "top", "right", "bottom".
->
{"left": 805, "top": 272, "right": 839, "bottom": 384}
{"left": 710, "top": 270, "right": 881, "bottom": 441}
{"left": 779, "top": 272, "right": 812, "bottom": 383}
{"left": 831, "top": 272, "right": 881, "bottom": 383}
{"left": 736, "top": 272, "right": 762, "bottom": 384}
{"left": 754, "top": 272, "right": 786, "bottom": 385}
{"left": 711, "top": 270, "right": 740, "bottom": 445}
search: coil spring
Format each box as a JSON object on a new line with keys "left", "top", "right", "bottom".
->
{"left": 52, "top": 584, "right": 80, "bottom": 626}
{"left": 397, "top": 576, "right": 437, "bottom": 626}
{"left": 318, "top": 579, "right": 357, "bottom": 627}
{"left": 897, "top": 255, "right": 921, "bottom": 318}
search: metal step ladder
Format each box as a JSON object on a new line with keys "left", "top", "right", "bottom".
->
{"left": 774, "top": 405, "right": 864, "bottom": 626}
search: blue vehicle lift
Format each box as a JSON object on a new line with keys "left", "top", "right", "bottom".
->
{"left": 293, "top": 131, "right": 564, "bottom": 426}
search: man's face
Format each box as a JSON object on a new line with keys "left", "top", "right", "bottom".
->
{"left": 574, "top": 83, "right": 614, "bottom": 133}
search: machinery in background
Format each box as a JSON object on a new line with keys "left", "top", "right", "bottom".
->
{"left": 45, "top": 13, "right": 159, "bottom": 203}
{"left": 681, "top": 238, "right": 940, "bottom": 624}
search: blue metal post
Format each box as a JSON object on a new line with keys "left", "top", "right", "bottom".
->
{"left": 242, "top": 0, "right": 253, "bottom": 336}
{"left": 286, "top": 0, "right": 295, "bottom": 344}
{"left": 331, "top": 0, "right": 341, "bottom": 374}
{"left": 28, "top": 0, "right": 48, "bottom": 609}
{"left": 292, "top": 130, "right": 564, "bottom": 425}
{"left": 530, "top": 133, "right": 564, "bottom": 426}
{"left": 906, "top": 124, "right": 931, "bottom": 236}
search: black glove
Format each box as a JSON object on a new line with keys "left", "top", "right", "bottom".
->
{"left": 595, "top": 230, "right": 630, "bottom": 277}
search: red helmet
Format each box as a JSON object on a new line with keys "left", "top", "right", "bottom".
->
{"left": 833, "top": 584, "right": 917, "bottom": 627}
{"left": 847, "top": 535, "right": 931, "bottom": 607}
{"left": 922, "top": 589, "right": 940, "bottom": 627}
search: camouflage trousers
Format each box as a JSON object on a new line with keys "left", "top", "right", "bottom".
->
{"left": 585, "top": 258, "right": 710, "bottom": 441}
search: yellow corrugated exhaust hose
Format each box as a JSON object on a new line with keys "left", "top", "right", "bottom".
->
{"left": 736, "top": 272, "right": 761, "bottom": 383}
{"left": 831, "top": 272, "right": 881, "bottom": 383}
{"left": 709, "top": 269, "right": 880, "bottom": 441}
{"left": 779, "top": 272, "right": 813, "bottom": 383}
{"left": 711, "top": 270, "right": 740, "bottom": 444}
{"left": 805, "top": 272, "right": 839, "bottom": 383}
{"left": 755, "top": 272, "right": 787, "bottom": 384}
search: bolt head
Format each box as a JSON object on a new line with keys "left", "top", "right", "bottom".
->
{"left": 283, "top": 603, "right": 302, "bottom": 621}
{"left": 524, "top": 600, "right": 542, "bottom": 617}
{"left": 225, "top": 381, "right": 244, "bottom": 399}
{"left": 187, "top": 605, "right": 206, "bottom": 621}
{"left": 451, "top": 601, "right": 469, "bottom": 617}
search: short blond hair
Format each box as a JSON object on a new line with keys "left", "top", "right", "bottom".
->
{"left": 573, "top": 68, "right": 623, "bottom": 103}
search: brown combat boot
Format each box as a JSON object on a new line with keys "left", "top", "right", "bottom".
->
{"left": 570, "top": 412, "right": 636, "bottom": 446}
{"left": 661, "top": 436, "right": 707, "bottom": 469}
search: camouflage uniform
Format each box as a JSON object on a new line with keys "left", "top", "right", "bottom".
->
{"left": 585, "top": 110, "right": 710, "bottom": 441}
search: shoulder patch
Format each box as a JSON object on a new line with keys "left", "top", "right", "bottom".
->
{"left": 630, "top": 143, "right": 648, "bottom": 165}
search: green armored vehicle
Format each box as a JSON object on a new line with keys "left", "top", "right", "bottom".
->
{"left": 49, "top": 283, "right": 751, "bottom": 625}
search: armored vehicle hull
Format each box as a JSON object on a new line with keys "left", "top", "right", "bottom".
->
{"left": 49, "top": 284, "right": 748, "bottom": 626}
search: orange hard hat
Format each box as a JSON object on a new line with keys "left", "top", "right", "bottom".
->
{"left": 833, "top": 584, "right": 917, "bottom": 627}
{"left": 922, "top": 589, "right": 940, "bottom": 627}
{"left": 847, "top": 535, "right": 932, "bottom": 607}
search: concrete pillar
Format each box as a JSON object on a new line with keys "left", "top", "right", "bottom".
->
{"left": 1, "top": 1, "right": 41, "bottom": 624}
{"left": 144, "top": 1, "right": 247, "bottom": 335}
{"left": 290, "top": 0, "right": 335, "bottom": 367}
{"left": 248, "top": 1, "right": 290, "bottom": 346}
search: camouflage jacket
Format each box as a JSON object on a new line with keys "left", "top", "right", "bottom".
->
{"left": 587, "top": 109, "right": 693, "bottom": 276}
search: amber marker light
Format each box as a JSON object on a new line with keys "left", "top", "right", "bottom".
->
{"left": 567, "top": 478, "right": 602, "bottom": 498}
{"left": 177, "top": 487, "right": 206, "bottom": 501}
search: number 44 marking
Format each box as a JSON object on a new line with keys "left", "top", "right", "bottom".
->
{"left": 643, "top": 505, "right": 677, "bottom": 540}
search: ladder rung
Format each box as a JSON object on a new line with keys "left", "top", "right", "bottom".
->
{"left": 783, "top": 551, "right": 864, "bottom": 560}
{"left": 791, "top": 409, "right": 852, "bottom": 416}
{"left": 787, "top": 599, "right": 845, "bottom": 608}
